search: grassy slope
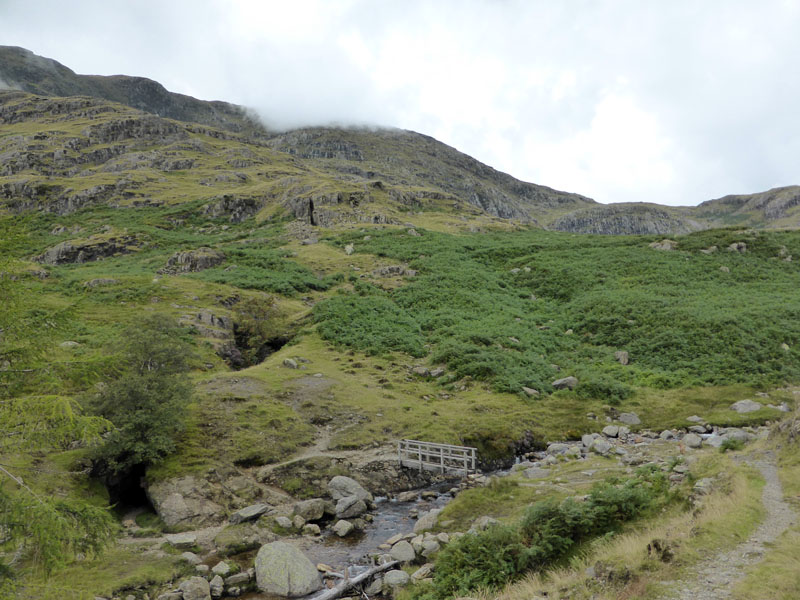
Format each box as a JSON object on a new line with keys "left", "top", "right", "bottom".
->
{"left": 3, "top": 91, "right": 800, "bottom": 597}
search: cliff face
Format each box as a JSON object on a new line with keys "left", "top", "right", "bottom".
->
{"left": 694, "top": 186, "right": 800, "bottom": 229}
{"left": 549, "top": 203, "right": 704, "bottom": 235}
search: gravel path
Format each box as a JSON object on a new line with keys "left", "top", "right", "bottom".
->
{"left": 661, "top": 453, "right": 796, "bottom": 599}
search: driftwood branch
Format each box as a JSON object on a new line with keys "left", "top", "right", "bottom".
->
{"left": 309, "top": 560, "right": 399, "bottom": 600}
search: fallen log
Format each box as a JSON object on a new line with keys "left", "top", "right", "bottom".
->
{"left": 308, "top": 560, "right": 400, "bottom": 600}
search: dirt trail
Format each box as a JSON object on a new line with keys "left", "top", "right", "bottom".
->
{"left": 660, "top": 452, "right": 796, "bottom": 600}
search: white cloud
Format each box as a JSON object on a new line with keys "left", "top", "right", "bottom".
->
{"left": 2, "top": 0, "right": 799, "bottom": 205}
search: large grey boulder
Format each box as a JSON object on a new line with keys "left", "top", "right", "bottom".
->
{"left": 328, "top": 476, "right": 373, "bottom": 502}
{"left": 591, "top": 439, "right": 613, "bottom": 456}
{"left": 552, "top": 376, "right": 578, "bottom": 390}
{"left": 165, "top": 533, "right": 197, "bottom": 549}
{"left": 335, "top": 495, "right": 367, "bottom": 519}
{"left": 683, "top": 433, "right": 703, "bottom": 449}
{"left": 179, "top": 577, "right": 211, "bottom": 600}
{"left": 730, "top": 399, "right": 762, "bottom": 414}
{"left": 147, "top": 476, "right": 224, "bottom": 528}
{"left": 384, "top": 569, "right": 411, "bottom": 587}
{"left": 390, "top": 540, "right": 416, "bottom": 563}
{"left": 254, "top": 542, "right": 321, "bottom": 597}
{"left": 602, "top": 425, "right": 619, "bottom": 438}
{"left": 293, "top": 498, "right": 326, "bottom": 522}
{"left": 618, "top": 412, "right": 641, "bottom": 426}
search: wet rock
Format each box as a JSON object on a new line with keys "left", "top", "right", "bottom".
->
{"left": 332, "top": 519, "right": 355, "bottom": 537}
{"left": 335, "top": 495, "right": 367, "bottom": 519}
{"left": 414, "top": 508, "right": 441, "bottom": 533}
{"left": 396, "top": 491, "right": 418, "bottom": 502}
{"left": 254, "top": 542, "right": 321, "bottom": 597}
{"left": 552, "top": 376, "right": 578, "bottom": 390}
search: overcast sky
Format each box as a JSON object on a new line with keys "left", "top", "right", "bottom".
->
{"left": 3, "top": 0, "right": 800, "bottom": 205}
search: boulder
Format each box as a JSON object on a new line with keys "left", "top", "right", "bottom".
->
{"left": 181, "top": 552, "right": 202, "bottom": 565}
{"left": 591, "top": 439, "right": 612, "bottom": 456}
{"left": 602, "top": 425, "right": 620, "bottom": 438}
{"left": 552, "top": 376, "right": 578, "bottom": 390}
{"left": 660, "top": 430, "right": 675, "bottom": 440}
{"left": 211, "top": 561, "right": 232, "bottom": 577}
{"left": 522, "top": 386, "right": 539, "bottom": 397}
{"left": 229, "top": 503, "right": 269, "bottom": 524}
{"left": 686, "top": 415, "right": 704, "bottom": 423}
{"left": 411, "top": 563, "right": 434, "bottom": 581}
{"left": 421, "top": 540, "right": 440, "bottom": 557}
{"left": 254, "top": 542, "right": 321, "bottom": 597}
{"left": 293, "top": 498, "right": 326, "bottom": 522}
{"left": 335, "top": 495, "right": 367, "bottom": 519}
{"left": 471, "top": 516, "right": 500, "bottom": 531}
{"left": 273, "top": 516, "right": 293, "bottom": 529}
{"left": 730, "top": 399, "right": 762, "bottom": 414}
{"left": 390, "top": 540, "right": 416, "bottom": 563}
{"left": 179, "top": 577, "right": 211, "bottom": 600}
{"left": 614, "top": 350, "right": 629, "bottom": 365}
{"left": 649, "top": 239, "right": 678, "bottom": 251}
{"left": 412, "top": 366, "right": 430, "bottom": 376}
{"left": 328, "top": 476, "right": 372, "bottom": 502}
{"left": 396, "top": 491, "right": 418, "bottom": 502}
{"left": 618, "top": 412, "right": 641, "bottom": 426}
{"left": 413, "top": 508, "right": 441, "bottom": 533}
{"left": 302, "top": 524, "right": 321, "bottom": 536}
{"left": 332, "top": 519, "right": 355, "bottom": 537}
{"left": 209, "top": 575, "right": 224, "bottom": 599}
{"left": 165, "top": 532, "right": 197, "bottom": 549}
{"left": 225, "top": 572, "right": 251, "bottom": 587}
{"left": 523, "top": 467, "right": 550, "bottom": 479}
{"left": 384, "top": 569, "right": 411, "bottom": 587}
{"left": 147, "top": 476, "right": 224, "bottom": 528}
{"left": 546, "top": 442, "right": 570, "bottom": 455}
{"left": 582, "top": 433, "right": 597, "bottom": 447}
{"left": 283, "top": 358, "right": 298, "bottom": 369}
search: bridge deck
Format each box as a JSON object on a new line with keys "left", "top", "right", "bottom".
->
{"left": 398, "top": 439, "right": 477, "bottom": 476}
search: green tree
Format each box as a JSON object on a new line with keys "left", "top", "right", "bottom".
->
{"left": 89, "top": 314, "right": 193, "bottom": 475}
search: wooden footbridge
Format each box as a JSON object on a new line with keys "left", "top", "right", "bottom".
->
{"left": 398, "top": 439, "right": 477, "bottom": 475}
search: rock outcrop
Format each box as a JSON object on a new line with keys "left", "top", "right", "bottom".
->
{"left": 254, "top": 542, "right": 321, "bottom": 597}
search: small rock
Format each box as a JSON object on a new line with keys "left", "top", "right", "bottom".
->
{"left": 430, "top": 367, "right": 445, "bottom": 377}
{"left": 303, "top": 524, "right": 321, "bottom": 536}
{"left": 421, "top": 539, "right": 440, "bottom": 557}
{"left": 471, "top": 516, "right": 500, "bottom": 531}
{"left": 720, "top": 265, "right": 730, "bottom": 273}
{"left": 602, "top": 425, "right": 620, "bottom": 438}
{"left": 195, "top": 564, "right": 210, "bottom": 575}
{"left": 225, "top": 573, "right": 251, "bottom": 587}
{"left": 396, "top": 491, "right": 418, "bottom": 503}
{"left": 614, "top": 350, "right": 629, "bottom": 365}
{"left": 59, "top": 341, "right": 80, "bottom": 349}
{"left": 165, "top": 533, "right": 197, "bottom": 549}
{"left": 210, "top": 575, "right": 224, "bottom": 598}
{"left": 274, "top": 516, "right": 293, "bottom": 529}
{"left": 332, "top": 520, "right": 355, "bottom": 537}
{"left": 211, "top": 561, "right": 232, "bottom": 577}
{"left": 230, "top": 503, "right": 270, "bottom": 524}
{"left": 686, "top": 415, "right": 704, "bottom": 423}
{"left": 591, "top": 439, "right": 613, "bottom": 456}
{"left": 411, "top": 563, "right": 434, "bottom": 580}
{"left": 522, "top": 386, "right": 539, "bottom": 397}
{"left": 292, "top": 515, "right": 306, "bottom": 530}
{"left": 181, "top": 552, "right": 202, "bottom": 565}
{"left": 649, "top": 239, "right": 678, "bottom": 251}
{"left": 523, "top": 467, "right": 550, "bottom": 479}
{"left": 344, "top": 244, "right": 355, "bottom": 255}
{"left": 283, "top": 358, "right": 298, "bottom": 369}
{"left": 660, "top": 430, "right": 675, "bottom": 440}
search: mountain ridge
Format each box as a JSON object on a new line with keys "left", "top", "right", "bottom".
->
{"left": 1, "top": 45, "right": 799, "bottom": 233}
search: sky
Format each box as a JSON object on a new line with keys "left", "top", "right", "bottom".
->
{"left": 3, "top": 0, "right": 800, "bottom": 205}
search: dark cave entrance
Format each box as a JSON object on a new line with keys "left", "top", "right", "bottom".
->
{"left": 309, "top": 198, "right": 318, "bottom": 226}
{"left": 103, "top": 463, "right": 152, "bottom": 512}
